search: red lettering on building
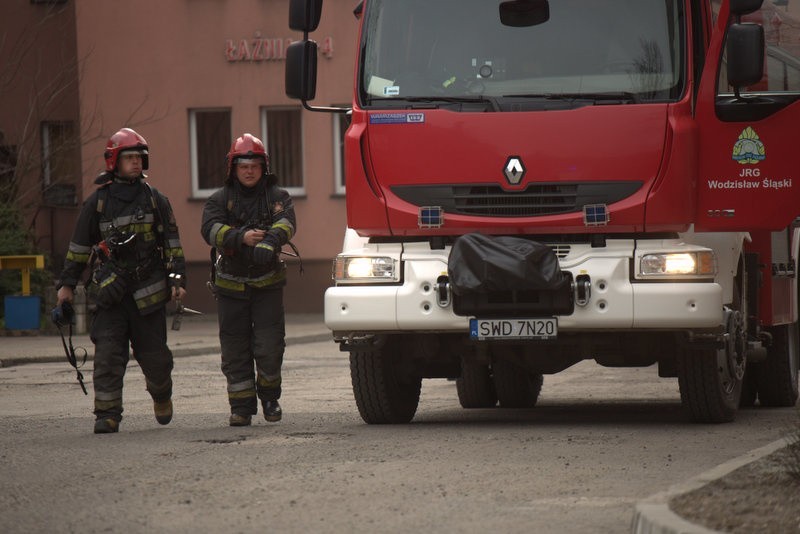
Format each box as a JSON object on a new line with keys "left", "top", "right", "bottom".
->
{"left": 237, "top": 39, "right": 250, "bottom": 61}
{"left": 251, "top": 38, "right": 264, "bottom": 61}
{"left": 225, "top": 35, "right": 333, "bottom": 62}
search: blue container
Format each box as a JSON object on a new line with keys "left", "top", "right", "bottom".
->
{"left": 4, "top": 295, "right": 41, "bottom": 330}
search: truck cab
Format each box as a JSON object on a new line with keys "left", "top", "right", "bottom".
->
{"left": 287, "top": 0, "right": 800, "bottom": 424}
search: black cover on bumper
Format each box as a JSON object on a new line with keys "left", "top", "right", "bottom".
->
{"left": 448, "top": 233, "right": 574, "bottom": 317}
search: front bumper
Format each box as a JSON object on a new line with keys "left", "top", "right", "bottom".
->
{"left": 324, "top": 241, "right": 723, "bottom": 333}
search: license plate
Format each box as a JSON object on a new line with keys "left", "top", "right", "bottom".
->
{"left": 470, "top": 318, "right": 558, "bottom": 341}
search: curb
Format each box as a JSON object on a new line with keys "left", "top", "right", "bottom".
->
{"left": 630, "top": 437, "right": 791, "bottom": 534}
{"left": 0, "top": 332, "right": 333, "bottom": 369}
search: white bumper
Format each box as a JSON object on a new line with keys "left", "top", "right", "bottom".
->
{"left": 324, "top": 240, "right": 724, "bottom": 333}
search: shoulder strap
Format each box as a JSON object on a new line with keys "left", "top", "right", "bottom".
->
{"left": 143, "top": 183, "right": 168, "bottom": 254}
{"left": 225, "top": 185, "right": 234, "bottom": 212}
{"left": 143, "top": 184, "right": 164, "bottom": 231}
{"left": 95, "top": 185, "right": 109, "bottom": 217}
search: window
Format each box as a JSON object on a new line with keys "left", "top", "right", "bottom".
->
{"left": 333, "top": 109, "right": 351, "bottom": 195}
{"left": 261, "top": 107, "right": 303, "bottom": 193}
{"left": 190, "top": 109, "right": 231, "bottom": 196}
{"left": 41, "top": 121, "right": 78, "bottom": 207}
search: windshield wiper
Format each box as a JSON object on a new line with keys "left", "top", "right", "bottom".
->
{"left": 503, "top": 92, "right": 639, "bottom": 104}
{"left": 369, "top": 95, "right": 501, "bottom": 111}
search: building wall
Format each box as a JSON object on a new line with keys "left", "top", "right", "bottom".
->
{"left": 69, "top": 0, "right": 358, "bottom": 312}
{"left": 0, "top": 1, "right": 81, "bottom": 269}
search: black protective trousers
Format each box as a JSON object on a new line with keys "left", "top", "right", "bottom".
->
{"left": 90, "top": 295, "right": 173, "bottom": 422}
{"left": 217, "top": 287, "right": 285, "bottom": 416}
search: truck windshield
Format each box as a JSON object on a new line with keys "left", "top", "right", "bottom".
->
{"left": 360, "top": 0, "right": 684, "bottom": 107}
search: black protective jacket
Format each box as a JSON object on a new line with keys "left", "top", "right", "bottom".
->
{"left": 201, "top": 177, "right": 296, "bottom": 298}
{"left": 59, "top": 176, "right": 186, "bottom": 314}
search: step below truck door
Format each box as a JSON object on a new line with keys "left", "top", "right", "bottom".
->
{"left": 695, "top": 1, "right": 800, "bottom": 232}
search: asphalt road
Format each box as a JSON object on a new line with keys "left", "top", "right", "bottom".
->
{"left": 0, "top": 339, "right": 797, "bottom": 533}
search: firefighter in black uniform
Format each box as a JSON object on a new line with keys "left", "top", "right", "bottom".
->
{"left": 56, "top": 127, "right": 187, "bottom": 434}
{"left": 201, "top": 133, "right": 296, "bottom": 427}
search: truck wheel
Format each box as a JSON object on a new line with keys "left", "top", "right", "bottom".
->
{"left": 678, "top": 310, "right": 747, "bottom": 423}
{"left": 756, "top": 323, "right": 799, "bottom": 407}
{"left": 677, "top": 310, "right": 745, "bottom": 423}
{"left": 349, "top": 343, "right": 421, "bottom": 424}
{"left": 456, "top": 361, "right": 497, "bottom": 408}
{"left": 677, "top": 347, "right": 742, "bottom": 423}
{"left": 492, "top": 358, "right": 543, "bottom": 408}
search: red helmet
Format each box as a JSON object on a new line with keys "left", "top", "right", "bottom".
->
{"left": 104, "top": 128, "right": 149, "bottom": 172}
{"left": 226, "top": 133, "right": 269, "bottom": 181}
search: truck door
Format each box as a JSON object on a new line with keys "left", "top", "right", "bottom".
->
{"left": 695, "top": 0, "right": 800, "bottom": 231}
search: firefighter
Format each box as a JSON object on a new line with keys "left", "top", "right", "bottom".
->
{"left": 200, "top": 133, "right": 296, "bottom": 427}
{"left": 56, "top": 127, "right": 187, "bottom": 434}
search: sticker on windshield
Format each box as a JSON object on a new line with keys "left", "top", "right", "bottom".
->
{"left": 370, "top": 112, "right": 425, "bottom": 125}
{"left": 383, "top": 86, "right": 400, "bottom": 96}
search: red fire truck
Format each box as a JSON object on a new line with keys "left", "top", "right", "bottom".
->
{"left": 286, "top": 0, "right": 800, "bottom": 423}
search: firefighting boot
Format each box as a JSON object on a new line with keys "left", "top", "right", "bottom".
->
{"left": 154, "top": 399, "right": 173, "bottom": 425}
{"left": 263, "top": 400, "right": 282, "bottom": 422}
{"left": 94, "top": 418, "right": 119, "bottom": 434}
{"left": 229, "top": 413, "right": 252, "bottom": 427}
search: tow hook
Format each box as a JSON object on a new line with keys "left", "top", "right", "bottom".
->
{"left": 436, "top": 275, "right": 451, "bottom": 308}
{"left": 575, "top": 274, "right": 591, "bottom": 307}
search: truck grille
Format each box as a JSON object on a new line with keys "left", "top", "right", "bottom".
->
{"left": 391, "top": 181, "right": 642, "bottom": 218}
{"left": 453, "top": 184, "right": 575, "bottom": 216}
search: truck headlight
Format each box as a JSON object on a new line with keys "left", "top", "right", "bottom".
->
{"left": 332, "top": 256, "right": 400, "bottom": 283}
{"left": 638, "top": 251, "right": 717, "bottom": 279}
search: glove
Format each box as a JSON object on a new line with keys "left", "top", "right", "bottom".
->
{"left": 51, "top": 301, "right": 75, "bottom": 326}
{"left": 252, "top": 242, "right": 275, "bottom": 265}
{"left": 89, "top": 264, "right": 128, "bottom": 308}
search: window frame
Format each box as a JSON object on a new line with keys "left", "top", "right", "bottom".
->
{"left": 189, "top": 108, "right": 232, "bottom": 198}
{"left": 40, "top": 121, "right": 78, "bottom": 207}
{"left": 332, "top": 108, "right": 350, "bottom": 196}
{"left": 260, "top": 106, "right": 305, "bottom": 197}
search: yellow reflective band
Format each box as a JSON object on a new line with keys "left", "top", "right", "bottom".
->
{"left": 228, "top": 390, "right": 256, "bottom": 399}
{"left": 257, "top": 375, "right": 281, "bottom": 388}
{"left": 214, "top": 269, "right": 286, "bottom": 292}
{"left": 66, "top": 251, "right": 90, "bottom": 263}
{"left": 215, "top": 277, "right": 245, "bottom": 292}
{"left": 273, "top": 222, "right": 294, "bottom": 240}
{"left": 94, "top": 399, "right": 122, "bottom": 410}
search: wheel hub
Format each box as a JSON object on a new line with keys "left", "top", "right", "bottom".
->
{"left": 722, "top": 309, "right": 747, "bottom": 387}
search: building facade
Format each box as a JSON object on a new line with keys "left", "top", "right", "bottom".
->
{"left": 1, "top": 0, "right": 359, "bottom": 313}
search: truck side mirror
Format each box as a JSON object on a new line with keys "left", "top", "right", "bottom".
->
{"left": 285, "top": 40, "right": 318, "bottom": 101}
{"left": 726, "top": 23, "right": 765, "bottom": 90}
{"left": 729, "top": 0, "right": 764, "bottom": 16}
{"left": 289, "top": 0, "right": 323, "bottom": 32}
{"left": 499, "top": 0, "right": 549, "bottom": 27}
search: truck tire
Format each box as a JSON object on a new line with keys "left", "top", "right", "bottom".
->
{"left": 492, "top": 358, "right": 543, "bottom": 408}
{"left": 677, "top": 346, "right": 742, "bottom": 423}
{"left": 678, "top": 306, "right": 746, "bottom": 423}
{"left": 756, "top": 323, "right": 799, "bottom": 407}
{"left": 349, "top": 344, "right": 421, "bottom": 424}
{"left": 456, "top": 362, "right": 497, "bottom": 408}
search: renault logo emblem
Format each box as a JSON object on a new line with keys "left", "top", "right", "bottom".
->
{"left": 503, "top": 156, "right": 526, "bottom": 185}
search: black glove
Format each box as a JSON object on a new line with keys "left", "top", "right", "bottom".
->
{"left": 252, "top": 234, "right": 280, "bottom": 265}
{"left": 51, "top": 301, "right": 75, "bottom": 326}
{"left": 89, "top": 264, "right": 128, "bottom": 308}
